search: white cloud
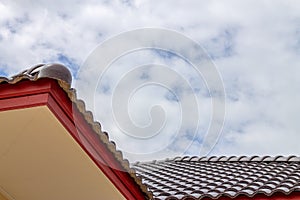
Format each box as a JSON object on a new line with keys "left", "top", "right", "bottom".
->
{"left": 1, "top": 0, "right": 300, "bottom": 161}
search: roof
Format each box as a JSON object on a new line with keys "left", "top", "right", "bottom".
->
{"left": 132, "top": 155, "right": 300, "bottom": 200}
{"left": 0, "top": 63, "right": 152, "bottom": 199}
{"left": 2, "top": 64, "right": 300, "bottom": 200}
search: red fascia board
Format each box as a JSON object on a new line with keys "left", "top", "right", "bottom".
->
{"left": 0, "top": 93, "right": 49, "bottom": 111}
{"left": 0, "top": 79, "right": 146, "bottom": 200}
{"left": 0, "top": 79, "right": 53, "bottom": 111}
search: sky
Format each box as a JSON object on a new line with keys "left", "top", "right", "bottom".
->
{"left": 1, "top": 0, "right": 300, "bottom": 162}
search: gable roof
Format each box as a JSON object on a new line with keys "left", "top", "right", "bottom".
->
{"left": 132, "top": 156, "right": 300, "bottom": 200}
{"left": 0, "top": 63, "right": 152, "bottom": 199}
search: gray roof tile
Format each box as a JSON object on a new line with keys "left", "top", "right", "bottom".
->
{"left": 133, "top": 156, "right": 300, "bottom": 199}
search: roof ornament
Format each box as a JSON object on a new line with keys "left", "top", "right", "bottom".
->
{"left": 36, "top": 63, "right": 72, "bottom": 85}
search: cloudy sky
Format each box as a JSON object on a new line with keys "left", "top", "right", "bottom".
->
{"left": 1, "top": 0, "right": 300, "bottom": 162}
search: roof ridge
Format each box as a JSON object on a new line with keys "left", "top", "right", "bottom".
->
{"left": 0, "top": 63, "right": 72, "bottom": 85}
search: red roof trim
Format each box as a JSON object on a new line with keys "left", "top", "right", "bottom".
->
{"left": 0, "top": 79, "right": 146, "bottom": 200}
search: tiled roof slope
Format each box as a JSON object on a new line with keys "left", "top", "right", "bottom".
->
{"left": 132, "top": 156, "right": 300, "bottom": 200}
{"left": 0, "top": 64, "right": 152, "bottom": 199}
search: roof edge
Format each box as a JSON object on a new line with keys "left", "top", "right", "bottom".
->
{"left": 133, "top": 155, "right": 300, "bottom": 165}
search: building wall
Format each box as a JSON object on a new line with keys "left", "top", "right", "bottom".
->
{"left": 0, "top": 193, "right": 8, "bottom": 200}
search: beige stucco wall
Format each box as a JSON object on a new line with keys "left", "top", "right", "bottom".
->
{"left": 0, "top": 193, "right": 8, "bottom": 200}
{"left": 0, "top": 106, "right": 124, "bottom": 200}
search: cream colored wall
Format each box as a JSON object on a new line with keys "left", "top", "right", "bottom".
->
{"left": 0, "top": 106, "right": 124, "bottom": 200}
{"left": 0, "top": 193, "right": 8, "bottom": 200}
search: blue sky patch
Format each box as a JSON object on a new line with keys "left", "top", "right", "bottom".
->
{"left": 153, "top": 49, "right": 177, "bottom": 60}
{"left": 57, "top": 53, "right": 79, "bottom": 76}
{"left": 204, "top": 27, "right": 238, "bottom": 60}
